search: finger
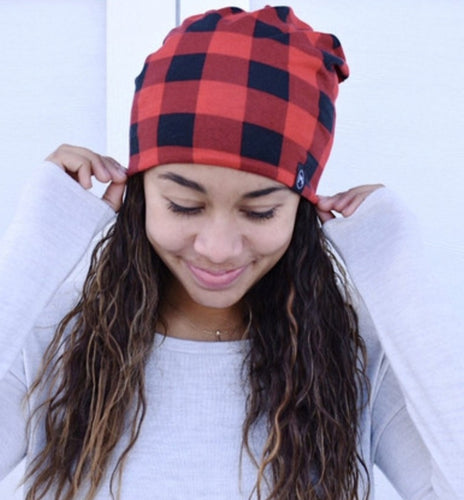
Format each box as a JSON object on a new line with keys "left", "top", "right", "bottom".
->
{"left": 46, "top": 149, "right": 88, "bottom": 174}
{"left": 317, "top": 184, "right": 384, "bottom": 216}
{"left": 338, "top": 194, "right": 364, "bottom": 217}
{"left": 317, "top": 193, "right": 354, "bottom": 214}
{"left": 316, "top": 207, "right": 336, "bottom": 224}
{"left": 67, "top": 148, "right": 114, "bottom": 184}
{"left": 334, "top": 192, "right": 363, "bottom": 214}
{"left": 46, "top": 144, "right": 106, "bottom": 177}
{"left": 102, "top": 180, "right": 126, "bottom": 212}
{"left": 46, "top": 144, "right": 90, "bottom": 171}
{"left": 103, "top": 156, "right": 128, "bottom": 182}
{"left": 46, "top": 145, "right": 126, "bottom": 189}
{"left": 339, "top": 185, "right": 384, "bottom": 216}
{"left": 88, "top": 155, "right": 112, "bottom": 184}
{"left": 316, "top": 195, "right": 336, "bottom": 213}
{"left": 340, "top": 190, "right": 377, "bottom": 216}
{"left": 76, "top": 163, "right": 93, "bottom": 189}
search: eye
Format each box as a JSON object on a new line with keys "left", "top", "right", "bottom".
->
{"left": 167, "top": 201, "right": 203, "bottom": 216}
{"left": 243, "top": 207, "right": 277, "bottom": 221}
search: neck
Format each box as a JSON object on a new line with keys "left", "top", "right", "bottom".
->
{"left": 158, "top": 283, "right": 249, "bottom": 342}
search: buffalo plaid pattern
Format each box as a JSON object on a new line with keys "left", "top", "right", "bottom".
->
{"left": 127, "top": 6, "right": 349, "bottom": 203}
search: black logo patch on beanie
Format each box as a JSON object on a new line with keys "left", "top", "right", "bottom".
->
{"left": 294, "top": 152, "right": 318, "bottom": 193}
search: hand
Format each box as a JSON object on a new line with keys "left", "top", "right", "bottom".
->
{"left": 46, "top": 144, "right": 127, "bottom": 211}
{"left": 316, "top": 184, "right": 384, "bottom": 223}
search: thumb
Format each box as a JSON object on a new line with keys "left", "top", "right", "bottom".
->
{"left": 102, "top": 180, "right": 126, "bottom": 212}
{"left": 316, "top": 207, "right": 335, "bottom": 224}
{"left": 316, "top": 196, "right": 335, "bottom": 224}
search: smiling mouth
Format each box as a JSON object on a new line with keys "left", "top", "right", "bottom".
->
{"left": 187, "top": 263, "right": 247, "bottom": 289}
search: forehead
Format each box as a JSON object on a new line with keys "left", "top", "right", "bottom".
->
{"left": 145, "top": 163, "right": 287, "bottom": 191}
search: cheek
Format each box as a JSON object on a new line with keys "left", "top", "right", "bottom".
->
{"left": 145, "top": 210, "right": 188, "bottom": 255}
{"left": 249, "top": 220, "right": 295, "bottom": 259}
{"left": 254, "top": 233, "right": 291, "bottom": 256}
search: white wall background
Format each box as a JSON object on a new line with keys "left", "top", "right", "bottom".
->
{"left": 0, "top": 0, "right": 107, "bottom": 236}
{"left": 1, "top": 1, "right": 462, "bottom": 498}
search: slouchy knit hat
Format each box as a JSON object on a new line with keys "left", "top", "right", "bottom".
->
{"left": 127, "top": 6, "right": 349, "bottom": 203}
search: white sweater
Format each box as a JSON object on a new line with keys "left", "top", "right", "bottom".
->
{"left": 0, "top": 164, "right": 462, "bottom": 499}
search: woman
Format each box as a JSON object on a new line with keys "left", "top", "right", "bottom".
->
{"left": 0, "top": 6, "right": 462, "bottom": 500}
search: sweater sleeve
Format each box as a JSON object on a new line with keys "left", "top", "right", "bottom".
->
{"left": 322, "top": 188, "right": 464, "bottom": 498}
{"left": 0, "top": 163, "right": 116, "bottom": 381}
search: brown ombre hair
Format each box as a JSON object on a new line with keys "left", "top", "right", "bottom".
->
{"left": 25, "top": 173, "right": 369, "bottom": 500}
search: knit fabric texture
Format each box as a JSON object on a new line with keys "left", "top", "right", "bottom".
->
{"left": 127, "top": 6, "right": 349, "bottom": 202}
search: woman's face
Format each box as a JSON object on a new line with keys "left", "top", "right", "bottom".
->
{"left": 143, "top": 163, "right": 300, "bottom": 311}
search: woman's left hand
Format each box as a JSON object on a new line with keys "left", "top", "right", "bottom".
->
{"left": 316, "top": 184, "right": 384, "bottom": 223}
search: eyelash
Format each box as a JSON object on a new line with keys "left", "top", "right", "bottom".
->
{"left": 167, "top": 202, "right": 202, "bottom": 216}
{"left": 245, "top": 208, "right": 276, "bottom": 220}
{"left": 167, "top": 201, "right": 276, "bottom": 221}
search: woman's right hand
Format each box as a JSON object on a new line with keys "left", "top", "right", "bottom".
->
{"left": 46, "top": 144, "right": 127, "bottom": 212}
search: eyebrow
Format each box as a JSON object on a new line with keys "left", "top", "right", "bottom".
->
{"left": 242, "top": 186, "right": 287, "bottom": 199}
{"left": 158, "top": 172, "right": 206, "bottom": 193}
{"left": 158, "top": 172, "right": 287, "bottom": 199}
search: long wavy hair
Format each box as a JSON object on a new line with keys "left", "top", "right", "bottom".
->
{"left": 25, "top": 173, "right": 369, "bottom": 499}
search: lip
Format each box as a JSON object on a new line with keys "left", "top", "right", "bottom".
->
{"left": 187, "top": 263, "right": 247, "bottom": 290}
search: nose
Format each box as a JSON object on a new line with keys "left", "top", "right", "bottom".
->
{"left": 193, "top": 214, "right": 244, "bottom": 264}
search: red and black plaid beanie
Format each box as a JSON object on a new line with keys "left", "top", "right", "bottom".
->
{"left": 127, "top": 6, "right": 349, "bottom": 203}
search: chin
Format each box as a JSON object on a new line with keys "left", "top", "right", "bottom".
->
{"left": 186, "top": 286, "right": 247, "bottom": 310}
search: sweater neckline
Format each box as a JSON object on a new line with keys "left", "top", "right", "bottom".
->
{"left": 154, "top": 332, "right": 249, "bottom": 355}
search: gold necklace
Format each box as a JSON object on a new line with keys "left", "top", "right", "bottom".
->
{"left": 205, "top": 308, "right": 253, "bottom": 341}
{"left": 163, "top": 302, "right": 253, "bottom": 341}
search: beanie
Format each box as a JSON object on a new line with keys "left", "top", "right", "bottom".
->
{"left": 127, "top": 6, "right": 349, "bottom": 203}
